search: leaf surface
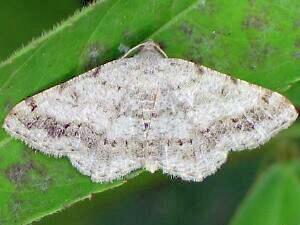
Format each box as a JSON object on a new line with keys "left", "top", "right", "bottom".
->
{"left": 230, "top": 161, "right": 300, "bottom": 225}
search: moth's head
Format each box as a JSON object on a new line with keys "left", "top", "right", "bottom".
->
{"left": 121, "top": 40, "right": 168, "bottom": 60}
{"left": 137, "top": 41, "right": 167, "bottom": 59}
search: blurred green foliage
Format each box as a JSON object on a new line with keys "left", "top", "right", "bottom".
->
{"left": 0, "top": 0, "right": 299, "bottom": 225}
{"left": 231, "top": 161, "right": 300, "bottom": 225}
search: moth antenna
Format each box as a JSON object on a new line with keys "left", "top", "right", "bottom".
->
{"left": 121, "top": 40, "right": 168, "bottom": 59}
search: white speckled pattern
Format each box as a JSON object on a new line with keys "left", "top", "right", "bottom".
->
{"left": 3, "top": 41, "right": 298, "bottom": 182}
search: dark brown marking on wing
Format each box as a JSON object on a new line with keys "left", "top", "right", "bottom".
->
{"left": 25, "top": 97, "right": 37, "bottom": 112}
{"left": 193, "top": 102, "right": 286, "bottom": 151}
{"left": 58, "top": 82, "right": 68, "bottom": 93}
{"left": 229, "top": 76, "right": 238, "bottom": 84}
{"left": 91, "top": 66, "right": 101, "bottom": 77}
{"left": 19, "top": 115, "right": 103, "bottom": 148}
{"left": 196, "top": 65, "right": 205, "bottom": 75}
{"left": 261, "top": 91, "right": 272, "bottom": 104}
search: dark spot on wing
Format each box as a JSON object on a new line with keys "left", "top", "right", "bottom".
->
{"left": 177, "top": 139, "right": 183, "bottom": 146}
{"left": 64, "top": 123, "right": 70, "bottom": 129}
{"left": 46, "top": 120, "right": 65, "bottom": 138}
{"left": 144, "top": 122, "right": 149, "bottom": 129}
{"left": 90, "top": 66, "right": 101, "bottom": 77}
{"left": 104, "top": 138, "right": 108, "bottom": 145}
{"left": 25, "top": 97, "right": 37, "bottom": 112}
{"left": 139, "top": 142, "right": 144, "bottom": 149}
{"left": 232, "top": 118, "right": 238, "bottom": 123}
{"left": 111, "top": 140, "right": 117, "bottom": 147}
{"left": 167, "top": 140, "right": 170, "bottom": 146}
{"left": 196, "top": 65, "right": 205, "bottom": 75}
{"left": 70, "top": 90, "right": 79, "bottom": 101}
{"left": 151, "top": 112, "right": 158, "bottom": 118}
{"left": 115, "top": 103, "right": 121, "bottom": 112}
{"left": 229, "top": 76, "right": 238, "bottom": 84}
{"left": 58, "top": 82, "right": 68, "bottom": 93}
{"left": 262, "top": 92, "right": 272, "bottom": 104}
{"left": 221, "top": 87, "right": 230, "bottom": 96}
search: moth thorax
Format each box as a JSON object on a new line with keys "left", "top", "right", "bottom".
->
{"left": 135, "top": 46, "right": 165, "bottom": 59}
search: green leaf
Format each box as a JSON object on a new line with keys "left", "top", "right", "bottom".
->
{"left": 230, "top": 161, "right": 300, "bottom": 225}
{"left": 0, "top": 0, "right": 300, "bottom": 224}
{"left": 0, "top": 0, "right": 82, "bottom": 61}
{"left": 285, "top": 81, "right": 300, "bottom": 106}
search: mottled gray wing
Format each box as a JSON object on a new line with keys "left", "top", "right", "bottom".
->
{"left": 3, "top": 57, "right": 149, "bottom": 182}
{"left": 147, "top": 58, "right": 298, "bottom": 181}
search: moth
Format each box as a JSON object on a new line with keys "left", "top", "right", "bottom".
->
{"left": 3, "top": 41, "right": 298, "bottom": 182}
